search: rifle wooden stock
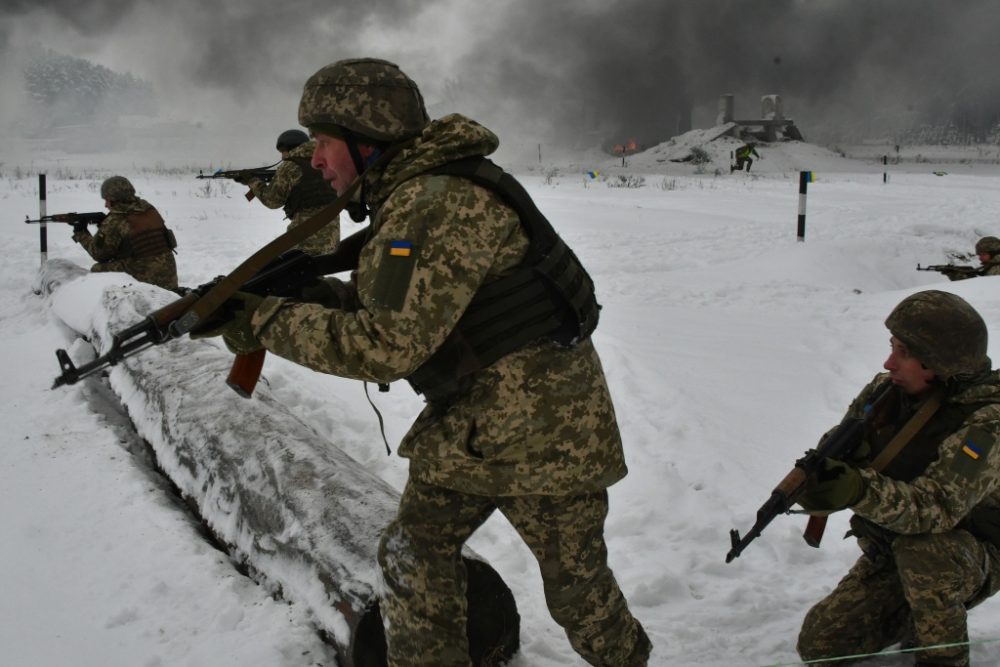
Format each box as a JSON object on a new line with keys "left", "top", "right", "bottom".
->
{"left": 226, "top": 348, "right": 267, "bottom": 398}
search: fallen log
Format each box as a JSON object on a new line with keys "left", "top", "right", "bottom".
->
{"left": 38, "top": 259, "right": 520, "bottom": 666}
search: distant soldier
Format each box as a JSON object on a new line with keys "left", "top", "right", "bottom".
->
{"left": 73, "top": 176, "right": 178, "bottom": 290}
{"left": 732, "top": 141, "right": 760, "bottom": 172}
{"left": 237, "top": 129, "right": 340, "bottom": 255}
{"left": 933, "top": 237, "right": 1000, "bottom": 281}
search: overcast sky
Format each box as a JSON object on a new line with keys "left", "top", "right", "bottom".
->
{"left": 3, "top": 0, "right": 1000, "bottom": 154}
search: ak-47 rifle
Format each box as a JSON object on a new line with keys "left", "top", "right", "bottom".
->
{"left": 917, "top": 263, "right": 981, "bottom": 279}
{"left": 196, "top": 161, "right": 280, "bottom": 201}
{"left": 52, "top": 226, "right": 369, "bottom": 397}
{"left": 49, "top": 142, "right": 403, "bottom": 398}
{"left": 725, "top": 381, "right": 893, "bottom": 563}
{"left": 25, "top": 212, "right": 106, "bottom": 228}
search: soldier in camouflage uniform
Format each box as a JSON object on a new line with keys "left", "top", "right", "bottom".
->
{"left": 191, "top": 58, "right": 650, "bottom": 666}
{"left": 974, "top": 236, "right": 1000, "bottom": 277}
{"left": 73, "top": 176, "right": 178, "bottom": 290}
{"left": 940, "top": 237, "right": 1000, "bottom": 281}
{"left": 237, "top": 129, "right": 340, "bottom": 255}
{"left": 796, "top": 291, "right": 1000, "bottom": 667}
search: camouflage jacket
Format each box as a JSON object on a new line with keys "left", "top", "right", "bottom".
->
{"left": 73, "top": 198, "right": 178, "bottom": 290}
{"left": 846, "top": 371, "right": 1000, "bottom": 539}
{"left": 982, "top": 258, "right": 1000, "bottom": 277}
{"left": 248, "top": 141, "right": 339, "bottom": 255}
{"left": 251, "top": 113, "right": 628, "bottom": 495}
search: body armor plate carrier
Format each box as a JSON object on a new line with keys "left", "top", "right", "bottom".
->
{"left": 404, "top": 156, "right": 601, "bottom": 402}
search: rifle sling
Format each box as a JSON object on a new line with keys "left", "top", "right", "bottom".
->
{"left": 868, "top": 387, "right": 944, "bottom": 473}
{"left": 172, "top": 143, "right": 405, "bottom": 335}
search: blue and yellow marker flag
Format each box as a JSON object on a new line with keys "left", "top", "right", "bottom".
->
{"left": 389, "top": 240, "right": 412, "bottom": 257}
{"left": 586, "top": 170, "right": 600, "bottom": 179}
{"left": 802, "top": 171, "right": 815, "bottom": 183}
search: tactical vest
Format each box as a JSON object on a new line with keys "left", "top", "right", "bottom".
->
{"left": 125, "top": 207, "right": 176, "bottom": 259}
{"left": 851, "top": 383, "right": 982, "bottom": 553}
{"left": 283, "top": 156, "right": 338, "bottom": 218}
{"left": 403, "top": 157, "right": 601, "bottom": 402}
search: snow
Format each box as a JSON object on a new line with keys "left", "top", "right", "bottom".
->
{"left": 4, "top": 140, "right": 1000, "bottom": 666}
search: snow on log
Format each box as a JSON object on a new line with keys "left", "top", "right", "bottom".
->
{"left": 38, "top": 259, "right": 520, "bottom": 666}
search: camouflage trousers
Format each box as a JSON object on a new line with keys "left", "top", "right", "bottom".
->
{"left": 288, "top": 207, "right": 339, "bottom": 255}
{"left": 91, "top": 253, "right": 178, "bottom": 291}
{"left": 377, "top": 479, "right": 651, "bottom": 667}
{"left": 798, "top": 530, "right": 1000, "bottom": 666}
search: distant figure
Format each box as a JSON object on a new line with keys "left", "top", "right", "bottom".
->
{"left": 237, "top": 129, "right": 340, "bottom": 255}
{"left": 732, "top": 142, "right": 760, "bottom": 172}
{"left": 935, "top": 236, "right": 1000, "bottom": 281}
{"left": 975, "top": 236, "right": 1000, "bottom": 276}
{"left": 73, "top": 176, "right": 178, "bottom": 290}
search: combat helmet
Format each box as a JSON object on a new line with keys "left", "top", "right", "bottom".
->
{"left": 100, "top": 176, "right": 136, "bottom": 203}
{"left": 276, "top": 129, "right": 309, "bottom": 152}
{"left": 298, "top": 58, "right": 429, "bottom": 144}
{"left": 885, "top": 290, "right": 989, "bottom": 379}
{"left": 975, "top": 236, "right": 1000, "bottom": 257}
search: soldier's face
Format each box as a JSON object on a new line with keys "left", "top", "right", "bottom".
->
{"left": 978, "top": 252, "right": 992, "bottom": 264}
{"left": 883, "top": 336, "right": 936, "bottom": 395}
{"left": 311, "top": 132, "right": 359, "bottom": 194}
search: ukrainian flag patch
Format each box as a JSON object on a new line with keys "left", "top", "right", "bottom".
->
{"left": 952, "top": 426, "right": 994, "bottom": 479}
{"left": 389, "top": 240, "right": 413, "bottom": 257}
{"left": 963, "top": 442, "right": 982, "bottom": 460}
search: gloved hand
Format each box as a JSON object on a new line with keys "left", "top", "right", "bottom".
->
{"left": 797, "top": 458, "right": 865, "bottom": 513}
{"left": 189, "top": 291, "right": 265, "bottom": 355}
{"left": 72, "top": 221, "right": 89, "bottom": 234}
{"left": 295, "top": 277, "right": 347, "bottom": 308}
{"left": 232, "top": 172, "right": 254, "bottom": 185}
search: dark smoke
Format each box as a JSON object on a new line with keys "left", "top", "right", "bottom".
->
{"left": 3, "top": 0, "right": 1000, "bottom": 152}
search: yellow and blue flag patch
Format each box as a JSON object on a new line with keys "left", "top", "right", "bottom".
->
{"left": 389, "top": 240, "right": 413, "bottom": 257}
{"left": 952, "top": 426, "right": 993, "bottom": 478}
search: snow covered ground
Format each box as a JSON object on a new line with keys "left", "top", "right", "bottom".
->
{"left": 4, "top": 139, "right": 1000, "bottom": 666}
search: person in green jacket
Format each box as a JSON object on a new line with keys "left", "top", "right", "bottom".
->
{"left": 192, "top": 58, "right": 650, "bottom": 666}
{"left": 796, "top": 291, "right": 1000, "bottom": 667}
{"left": 731, "top": 141, "right": 760, "bottom": 172}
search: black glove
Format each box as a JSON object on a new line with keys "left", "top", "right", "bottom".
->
{"left": 233, "top": 172, "right": 253, "bottom": 185}
{"left": 72, "top": 221, "right": 89, "bottom": 234}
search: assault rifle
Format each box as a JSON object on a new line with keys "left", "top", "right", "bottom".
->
{"left": 725, "top": 381, "right": 892, "bottom": 563}
{"left": 196, "top": 161, "right": 280, "bottom": 201}
{"left": 51, "top": 226, "right": 369, "bottom": 397}
{"left": 25, "top": 212, "right": 106, "bottom": 227}
{"left": 917, "top": 263, "right": 981, "bottom": 279}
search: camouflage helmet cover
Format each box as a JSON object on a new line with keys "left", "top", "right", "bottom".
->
{"left": 276, "top": 129, "right": 309, "bottom": 151}
{"left": 885, "top": 290, "right": 989, "bottom": 379}
{"left": 298, "top": 58, "right": 430, "bottom": 143}
{"left": 100, "top": 175, "right": 136, "bottom": 202}
{"left": 975, "top": 236, "right": 1000, "bottom": 256}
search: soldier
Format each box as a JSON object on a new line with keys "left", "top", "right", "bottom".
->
{"left": 73, "top": 176, "right": 178, "bottom": 290}
{"left": 191, "top": 58, "right": 651, "bottom": 666}
{"left": 796, "top": 290, "right": 1000, "bottom": 667}
{"left": 936, "top": 237, "right": 1000, "bottom": 281}
{"left": 731, "top": 141, "right": 760, "bottom": 172}
{"left": 974, "top": 236, "right": 1000, "bottom": 276}
{"left": 236, "top": 128, "right": 340, "bottom": 255}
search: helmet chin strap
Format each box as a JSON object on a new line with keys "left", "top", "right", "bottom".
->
{"left": 343, "top": 133, "right": 388, "bottom": 222}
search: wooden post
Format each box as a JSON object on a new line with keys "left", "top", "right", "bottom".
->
{"left": 38, "top": 173, "right": 48, "bottom": 266}
{"left": 797, "top": 171, "right": 812, "bottom": 242}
